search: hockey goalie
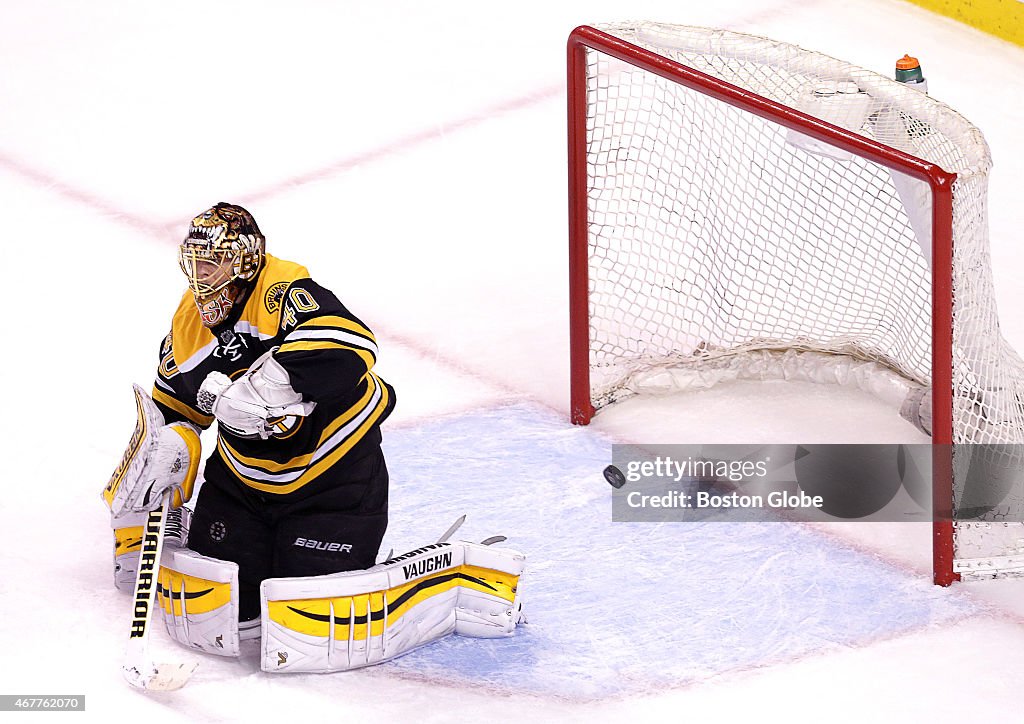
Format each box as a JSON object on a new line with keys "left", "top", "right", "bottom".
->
{"left": 102, "top": 203, "right": 525, "bottom": 676}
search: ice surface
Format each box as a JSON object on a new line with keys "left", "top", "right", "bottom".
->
{"left": 380, "top": 405, "right": 976, "bottom": 699}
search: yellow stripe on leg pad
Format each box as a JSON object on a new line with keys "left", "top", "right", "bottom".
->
{"left": 114, "top": 526, "right": 144, "bottom": 556}
{"left": 157, "top": 566, "right": 233, "bottom": 617}
{"left": 267, "top": 564, "right": 520, "bottom": 641}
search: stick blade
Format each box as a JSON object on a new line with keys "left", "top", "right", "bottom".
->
{"left": 437, "top": 514, "right": 467, "bottom": 544}
{"left": 123, "top": 661, "right": 198, "bottom": 691}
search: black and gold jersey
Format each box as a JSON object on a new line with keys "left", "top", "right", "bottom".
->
{"left": 152, "top": 254, "right": 396, "bottom": 498}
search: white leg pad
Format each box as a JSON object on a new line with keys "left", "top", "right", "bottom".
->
{"left": 455, "top": 543, "right": 526, "bottom": 637}
{"left": 260, "top": 541, "right": 525, "bottom": 673}
{"left": 158, "top": 547, "right": 241, "bottom": 657}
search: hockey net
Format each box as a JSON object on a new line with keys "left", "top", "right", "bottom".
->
{"left": 568, "top": 23, "right": 1024, "bottom": 584}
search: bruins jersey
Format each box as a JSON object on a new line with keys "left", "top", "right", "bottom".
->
{"left": 152, "top": 254, "right": 395, "bottom": 498}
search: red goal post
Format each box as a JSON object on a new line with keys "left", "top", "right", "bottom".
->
{"left": 567, "top": 24, "right": 965, "bottom": 585}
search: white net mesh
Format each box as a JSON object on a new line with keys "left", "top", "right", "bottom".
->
{"left": 581, "top": 22, "right": 1024, "bottom": 577}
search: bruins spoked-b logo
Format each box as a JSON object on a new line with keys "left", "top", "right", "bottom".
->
{"left": 264, "top": 413, "right": 303, "bottom": 440}
{"left": 209, "top": 520, "right": 227, "bottom": 542}
{"left": 265, "top": 282, "right": 288, "bottom": 314}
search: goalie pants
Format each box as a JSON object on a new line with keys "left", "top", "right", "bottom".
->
{"left": 188, "top": 445, "right": 389, "bottom": 621}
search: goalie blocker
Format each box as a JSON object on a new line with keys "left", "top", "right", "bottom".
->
{"left": 156, "top": 540, "right": 525, "bottom": 672}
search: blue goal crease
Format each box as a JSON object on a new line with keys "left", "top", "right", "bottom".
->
{"left": 374, "top": 403, "right": 974, "bottom": 700}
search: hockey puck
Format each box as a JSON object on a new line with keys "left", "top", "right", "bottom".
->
{"left": 604, "top": 465, "right": 627, "bottom": 489}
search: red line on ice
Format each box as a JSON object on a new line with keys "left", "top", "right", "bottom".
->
{"left": 379, "top": 327, "right": 563, "bottom": 419}
{"left": 0, "top": 84, "right": 562, "bottom": 242}
{"left": 0, "top": 150, "right": 165, "bottom": 237}
{"left": 230, "top": 84, "right": 563, "bottom": 208}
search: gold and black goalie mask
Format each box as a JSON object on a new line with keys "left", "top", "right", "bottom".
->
{"left": 178, "top": 202, "right": 265, "bottom": 301}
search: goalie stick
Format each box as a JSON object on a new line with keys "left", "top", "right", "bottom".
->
{"left": 122, "top": 493, "right": 197, "bottom": 691}
{"left": 380, "top": 515, "right": 507, "bottom": 561}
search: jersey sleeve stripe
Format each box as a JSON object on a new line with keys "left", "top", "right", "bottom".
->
{"left": 277, "top": 340, "right": 376, "bottom": 369}
{"left": 295, "top": 315, "right": 374, "bottom": 340}
{"left": 152, "top": 387, "right": 215, "bottom": 427}
{"left": 283, "top": 328, "right": 379, "bottom": 355}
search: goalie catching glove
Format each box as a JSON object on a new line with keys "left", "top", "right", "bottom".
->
{"left": 103, "top": 385, "right": 200, "bottom": 517}
{"left": 197, "top": 348, "right": 316, "bottom": 439}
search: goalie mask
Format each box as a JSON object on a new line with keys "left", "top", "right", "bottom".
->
{"left": 179, "top": 203, "right": 265, "bottom": 326}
